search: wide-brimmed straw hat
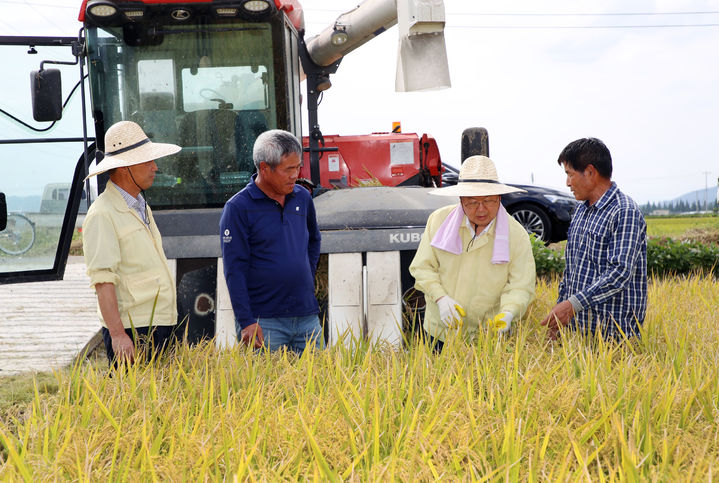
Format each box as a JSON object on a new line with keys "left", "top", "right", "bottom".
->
{"left": 430, "top": 155, "right": 526, "bottom": 197}
{"left": 85, "top": 121, "right": 181, "bottom": 180}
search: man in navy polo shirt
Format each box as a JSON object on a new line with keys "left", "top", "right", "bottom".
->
{"left": 220, "top": 129, "right": 322, "bottom": 353}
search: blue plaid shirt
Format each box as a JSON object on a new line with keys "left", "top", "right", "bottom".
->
{"left": 559, "top": 182, "right": 647, "bottom": 338}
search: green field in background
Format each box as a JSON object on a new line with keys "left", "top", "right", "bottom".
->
{"left": 645, "top": 215, "right": 719, "bottom": 238}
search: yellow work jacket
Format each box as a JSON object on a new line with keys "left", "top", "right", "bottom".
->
{"left": 82, "top": 183, "right": 177, "bottom": 329}
{"left": 410, "top": 204, "right": 536, "bottom": 341}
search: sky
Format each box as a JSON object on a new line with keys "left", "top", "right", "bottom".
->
{"left": 1, "top": 0, "right": 718, "bottom": 204}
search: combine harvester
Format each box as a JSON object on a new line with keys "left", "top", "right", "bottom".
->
{"left": 0, "top": 0, "right": 458, "bottom": 346}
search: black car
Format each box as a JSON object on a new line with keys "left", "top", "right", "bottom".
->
{"left": 441, "top": 163, "right": 577, "bottom": 243}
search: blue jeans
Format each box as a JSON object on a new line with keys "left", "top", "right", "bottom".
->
{"left": 257, "top": 315, "right": 324, "bottom": 354}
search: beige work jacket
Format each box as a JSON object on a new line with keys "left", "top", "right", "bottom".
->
{"left": 410, "top": 204, "right": 536, "bottom": 341}
{"left": 82, "top": 183, "right": 177, "bottom": 329}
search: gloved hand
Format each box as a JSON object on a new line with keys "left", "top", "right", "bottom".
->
{"left": 488, "top": 311, "right": 514, "bottom": 334}
{"left": 436, "top": 296, "right": 466, "bottom": 328}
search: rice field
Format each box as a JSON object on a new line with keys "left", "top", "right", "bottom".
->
{"left": 646, "top": 215, "right": 719, "bottom": 238}
{"left": 1, "top": 274, "right": 718, "bottom": 480}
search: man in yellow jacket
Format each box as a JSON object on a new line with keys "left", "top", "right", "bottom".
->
{"left": 82, "top": 121, "right": 180, "bottom": 365}
{"left": 410, "top": 155, "right": 536, "bottom": 351}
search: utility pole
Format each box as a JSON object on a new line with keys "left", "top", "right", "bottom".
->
{"left": 702, "top": 171, "right": 710, "bottom": 212}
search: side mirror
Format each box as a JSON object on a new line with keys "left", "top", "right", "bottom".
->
{"left": 30, "top": 68, "right": 63, "bottom": 122}
{"left": 0, "top": 192, "right": 7, "bottom": 231}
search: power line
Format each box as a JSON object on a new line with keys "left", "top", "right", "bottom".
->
{"left": 6, "top": 2, "right": 719, "bottom": 15}
{"left": 3, "top": 2, "right": 716, "bottom": 29}
{"left": 446, "top": 11, "right": 719, "bottom": 17}
{"left": 22, "top": 0, "right": 71, "bottom": 34}
{"left": 305, "top": 20, "right": 719, "bottom": 30}
{"left": 448, "top": 23, "right": 719, "bottom": 29}
{"left": 0, "top": 18, "right": 23, "bottom": 35}
{"left": 304, "top": 7, "right": 719, "bottom": 17}
{"left": 303, "top": 8, "right": 719, "bottom": 30}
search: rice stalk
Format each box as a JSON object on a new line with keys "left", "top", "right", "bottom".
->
{"left": 0, "top": 275, "right": 718, "bottom": 479}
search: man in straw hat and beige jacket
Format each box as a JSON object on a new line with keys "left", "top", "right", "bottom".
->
{"left": 410, "top": 155, "right": 536, "bottom": 351}
{"left": 82, "top": 121, "right": 180, "bottom": 364}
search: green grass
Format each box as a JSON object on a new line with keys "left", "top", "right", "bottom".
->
{"left": 2, "top": 275, "right": 718, "bottom": 480}
{"left": 0, "top": 226, "right": 59, "bottom": 260}
{"left": 69, "top": 227, "right": 83, "bottom": 256}
{"left": 0, "top": 373, "right": 59, "bottom": 416}
{"left": 646, "top": 215, "right": 719, "bottom": 238}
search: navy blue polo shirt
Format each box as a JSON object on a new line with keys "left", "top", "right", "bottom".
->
{"left": 220, "top": 175, "right": 321, "bottom": 329}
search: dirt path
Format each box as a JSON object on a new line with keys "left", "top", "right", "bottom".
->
{"left": 0, "top": 257, "right": 99, "bottom": 376}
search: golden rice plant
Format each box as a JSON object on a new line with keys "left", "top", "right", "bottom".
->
{"left": 1, "top": 274, "right": 718, "bottom": 480}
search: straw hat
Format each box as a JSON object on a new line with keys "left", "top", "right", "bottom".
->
{"left": 430, "top": 155, "right": 526, "bottom": 197}
{"left": 85, "top": 121, "right": 181, "bottom": 180}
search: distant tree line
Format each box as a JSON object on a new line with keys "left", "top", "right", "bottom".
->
{"left": 641, "top": 199, "right": 718, "bottom": 215}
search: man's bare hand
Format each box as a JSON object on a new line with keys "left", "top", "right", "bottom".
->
{"left": 546, "top": 326, "right": 560, "bottom": 341}
{"left": 95, "top": 283, "right": 135, "bottom": 362}
{"left": 540, "top": 300, "right": 575, "bottom": 339}
{"left": 240, "top": 323, "right": 264, "bottom": 348}
{"left": 110, "top": 331, "right": 135, "bottom": 363}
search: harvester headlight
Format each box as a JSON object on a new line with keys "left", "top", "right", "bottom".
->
{"left": 243, "top": 0, "right": 271, "bottom": 13}
{"left": 87, "top": 0, "right": 118, "bottom": 18}
{"left": 330, "top": 26, "right": 348, "bottom": 46}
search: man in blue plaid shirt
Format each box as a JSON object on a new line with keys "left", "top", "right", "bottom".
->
{"left": 541, "top": 138, "right": 647, "bottom": 340}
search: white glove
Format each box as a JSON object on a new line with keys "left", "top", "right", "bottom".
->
{"left": 489, "top": 311, "right": 514, "bottom": 334}
{"left": 436, "top": 296, "right": 465, "bottom": 328}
